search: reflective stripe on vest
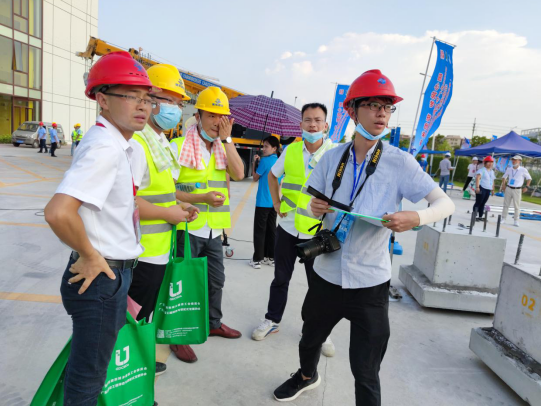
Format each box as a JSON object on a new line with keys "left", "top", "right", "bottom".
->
{"left": 132, "top": 133, "right": 177, "bottom": 258}
{"left": 280, "top": 142, "right": 306, "bottom": 213}
{"left": 170, "top": 137, "right": 231, "bottom": 230}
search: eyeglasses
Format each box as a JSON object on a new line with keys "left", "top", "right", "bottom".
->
{"left": 103, "top": 92, "right": 157, "bottom": 109}
{"left": 153, "top": 95, "right": 186, "bottom": 109}
{"left": 302, "top": 118, "right": 325, "bottom": 124}
{"left": 359, "top": 102, "right": 396, "bottom": 113}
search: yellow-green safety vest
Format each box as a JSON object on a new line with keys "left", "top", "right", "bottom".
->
{"left": 170, "top": 137, "right": 230, "bottom": 230}
{"left": 132, "top": 133, "right": 177, "bottom": 258}
{"left": 72, "top": 130, "right": 83, "bottom": 142}
{"left": 280, "top": 141, "right": 320, "bottom": 236}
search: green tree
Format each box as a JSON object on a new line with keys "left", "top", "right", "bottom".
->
{"left": 471, "top": 135, "right": 491, "bottom": 147}
{"left": 399, "top": 139, "right": 410, "bottom": 149}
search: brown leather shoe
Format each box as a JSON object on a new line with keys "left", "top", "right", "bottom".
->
{"left": 170, "top": 344, "right": 198, "bottom": 363}
{"left": 209, "top": 323, "right": 242, "bottom": 339}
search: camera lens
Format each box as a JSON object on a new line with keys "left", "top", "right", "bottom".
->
{"left": 296, "top": 238, "right": 325, "bottom": 261}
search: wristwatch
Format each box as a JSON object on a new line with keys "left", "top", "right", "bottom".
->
{"left": 224, "top": 136, "right": 232, "bottom": 144}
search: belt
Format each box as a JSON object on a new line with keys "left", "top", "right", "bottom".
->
{"left": 70, "top": 251, "right": 138, "bottom": 269}
{"left": 508, "top": 186, "right": 522, "bottom": 189}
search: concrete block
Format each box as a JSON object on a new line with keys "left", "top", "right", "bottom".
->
{"left": 493, "top": 263, "right": 541, "bottom": 363}
{"left": 413, "top": 225, "right": 505, "bottom": 289}
{"left": 469, "top": 327, "right": 541, "bottom": 405}
{"left": 399, "top": 264, "right": 497, "bottom": 313}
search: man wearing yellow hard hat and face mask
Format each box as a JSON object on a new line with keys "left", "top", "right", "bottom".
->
{"left": 128, "top": 64, "right": 199, "bottom": 376}
{"left": 170, "top": 86, "right": 245, "bottom": 363}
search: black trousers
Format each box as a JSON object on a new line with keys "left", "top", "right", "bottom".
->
{"left": 128, "top": 261, "right": 167, "bottom": 322}
{"left": 39, "top": 139, "right": 48, "bottom": 153}
{"left": 463, "top": 176, "right": 473, "bottom": 191}
{"left": 252, "top": 206, "right": 277, "bottom": 262}
{"left": 177, "top": 231, "right": 225, "bottom": 330}
{"left": 473, "top": 186, "right": 491, "bottom": 218}
{"left": 50, "top": 142, "right": 58, "bottom": 156}
{"left": 265, "top": 225, "right": 314, "bottom": 323}
{"left": 299, "top": 272, "right": 390, "bottom": 406}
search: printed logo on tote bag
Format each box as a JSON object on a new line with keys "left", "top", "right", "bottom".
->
{"left": 169, "top": 281, "right": 183, "bottom": 299}
{"left": 115, "top": 346, "right": 130, "bottom": 370}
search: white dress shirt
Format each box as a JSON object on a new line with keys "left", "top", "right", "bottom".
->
{"left": 56, "top": 116, "right": 143, "bottom": 260}
{"left": 503, "top": 166, "right": 532, "bottom": 188}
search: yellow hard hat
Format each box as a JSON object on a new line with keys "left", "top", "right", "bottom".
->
{"left": 194, "top": 86, "right": 230, "bottom": 115}
{"left": 146, "top": 64, "right": 190, "bottom": 101}
{"left": 74, "top": 123, "right": 81, "bottom": 127}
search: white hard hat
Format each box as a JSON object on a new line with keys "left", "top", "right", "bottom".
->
{"left": 512, "top": 155, "right": 522, "bottom": 160}
{"left": 472, "top": 157, "right": 479, "bottom": 161}
{"left": 444, "top": 152, "right": 451, "bottom": 157}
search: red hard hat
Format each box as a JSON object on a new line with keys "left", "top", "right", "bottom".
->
{"left": 483, "top": 156, "right": 494, "bottom": 162}
{"left": 344, "top": 69, "right": 403, "bottom": 109}
{"left": 39, "top": 122, "right": 43, "bottom": 126}
{"left": 52, "top": 122, "right": 57, "bottom": 127}
{"left": 84, "top": 51, "right": 158, "bottom": 100}
{"left": 421, "top": 154, "right": 426, "bottom": 158}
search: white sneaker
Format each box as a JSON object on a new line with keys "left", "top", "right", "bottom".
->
{"left": 514, "top": 221, "right": 520, "bottom": 227}
{"left": 249, "top": 259, "right": 261, "bottom": 269}
{"left": 321, "top": 336, "right": 335, "bottom": 357}
{"left": 263, "top": 257, "right": 275, "bottom": 267}
{"left": 252, "top": 319, "right": 279, "bottom": 341}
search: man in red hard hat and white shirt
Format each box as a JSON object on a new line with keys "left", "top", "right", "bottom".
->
{"left": 273, "top": 70, "right": 455, "bottom": 405}
{"left": 44, "top": 52, "right": 158, "bottom": 406}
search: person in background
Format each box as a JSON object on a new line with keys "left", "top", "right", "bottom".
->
{"left": 250, "top": 136, "right": 281, "bottom": 269}
{"left": 37, "top": 122, "right": 48, "bottom": 153}
{"left": 49, "top": 123, "right": 59, "bottom": 157}
{"left": 463, "top": 157, "right": 479, "bottom": 191}
{"left": 419, "top": 154, "right": 428, "bottom": 172}
{"left": 71, "top": 124, "right": 83, "bottom": 156}
{"left": 437, "top": 152, "right": 454, "bottom": 193}
{"left": 501, "top": 155, "right": 532, "bottom": 227}
{"left": 473, "top": 156, "right": 495, "bottom": 221}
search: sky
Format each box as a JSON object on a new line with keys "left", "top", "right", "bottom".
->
{"left": 99, "top": 0, "right": 541, "bottom": 139}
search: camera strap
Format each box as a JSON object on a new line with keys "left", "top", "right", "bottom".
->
{"left": 311, "top": 139, "right": 383, "bottom": 234}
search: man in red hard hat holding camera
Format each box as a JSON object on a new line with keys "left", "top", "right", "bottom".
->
{"left": 44, "top": 52, "right": 158, "bottom": 406}
{"left": 273, "top": 70, "right": 455, "bottom": 405}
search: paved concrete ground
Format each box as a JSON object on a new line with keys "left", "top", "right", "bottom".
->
{"left": 1, "top": 143, "right": 539, "bottom": 405}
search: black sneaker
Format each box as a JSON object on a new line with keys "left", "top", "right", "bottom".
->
{"left": 156, "top": 362, "right": 166, "bottom": 376}
{"left": 274, "top": 369, "right": 321, "bottom": 402}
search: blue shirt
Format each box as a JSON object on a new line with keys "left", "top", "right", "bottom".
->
{"left": 37, "top": 127, "right": 47, "bottom": 140}
{"left": 476, "top": 167, "right": 495, "bottom": 190}
{"left": 49, "top": 128, "right": 59, "bottom": 143}
{"left": 306, "top": 142, "right": 437, "bottom": 289}
{"left": 255, "top": 154, "right": 278, "bottom": 208}
{"left": 419, "top": 159, "right": 428, "bottom": 171}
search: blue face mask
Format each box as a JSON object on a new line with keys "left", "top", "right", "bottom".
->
{"left": 199, "top": 121, "right": 217, "bottom": 142}
{"left": 302, "top": 129, "right": 324, "bottom": 144}
{"left": 153, "top": 104, "right": 182, "bottom": 130}
{"left": 354, "top": 122, "right": 390, "bottom": 141}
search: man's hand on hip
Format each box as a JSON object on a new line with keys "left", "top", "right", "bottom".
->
{"left": 382, "top": 211, "right": 420, "bottom": 232}
{"left": 69, "top": 250, "right": 116, "bottom": 295}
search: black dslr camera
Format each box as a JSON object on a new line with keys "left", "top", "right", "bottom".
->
{"left": 296, "top": 229, "right": 341, "bottom": 261}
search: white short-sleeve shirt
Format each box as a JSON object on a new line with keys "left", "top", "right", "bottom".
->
{"left": 502, "top": 166, "right": 532, "bottom": 188}
{"left": 55, "top": 116, "right": 143, "bottom": 260}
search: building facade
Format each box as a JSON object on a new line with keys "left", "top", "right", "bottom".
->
{"left": 0, "top": 0, "right": 98, "bottom": 139}
{"left": 445, "top": 135, "right": 463, "bottom": 147}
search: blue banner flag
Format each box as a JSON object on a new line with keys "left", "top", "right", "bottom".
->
{"left": 496, "top": 157, "right": 510, "bottom": 173}
{"left": 460, "top": 138, "right": 471, "bottom": 149}
{"left": 492, "top": 135, "right": 498, "bottom": 141}
{"left": 410, "top": 41, "right": 454, "bottom": 157}
{"left": 329, "top": 84, "right": 350, "bottom": 143}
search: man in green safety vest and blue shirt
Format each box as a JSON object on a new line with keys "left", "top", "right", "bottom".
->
{"left": 251, "top": 103, "right": 337, "bottom": 358}
{"left": 170, "top": 86, "right": 245, "bottom": 363}
{"left": 128, "top": 64, "right": 199, "bottom": 376}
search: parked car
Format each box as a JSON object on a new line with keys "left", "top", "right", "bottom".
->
{"left": 11, "top": 121, "right": 65, "bottom": 148}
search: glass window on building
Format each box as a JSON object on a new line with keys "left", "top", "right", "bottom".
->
{"left": 0, "top": 35, "right": 12, "bottom": 84}
{"left": 29, "top": 0, "right": 41, "bottom": 38}
{"left": 0, "top": 0, "right": 12, "bottom": 28}
{"left": 29, "top": 45, "right": 40, "bottom": 89}
{"left": 14, "top": 0, "right": 29, "bottom": 33}
{"left": 13, "top": 40, "right": 28, "bottom": 86}
{"left": 0, "top": 94, "right": 12, "bottom": 136}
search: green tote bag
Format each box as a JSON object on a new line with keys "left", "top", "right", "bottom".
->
{"left": 153, "top": 223, "right": 210, "bottom": 345}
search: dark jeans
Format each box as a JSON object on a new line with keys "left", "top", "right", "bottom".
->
{"left": 60, "top": 256, "right": 133, "bottom": 406}
{"left": 473, "top": 186, "right": 491, "bottom": 218}
{"left": 463, "top": 176, "right": 473, "bottom": 191}
{"left": 39, "top": 138, "right": 48, "bottom": 153}
{"left": 76, "top": 140, "right": 81, "bottom": 147}
{"left": 176, "top": 230, "right": 224, "bottom": 330}
{"left": 299, "top": 272, "right": 390, "bottom": 406}
{"left": 50, "top": 142, "right": 58, "bottom": 156}
{"left": 128, "top": 261, "right": 167, "bottom": 322}
{"left": 438, "top": 174, "right": 450, "bottom": 193}
{"left": 265, "top": 225, "right": 315, "bottom": 324}
{"left": 253, "top": 206, "right": 277, "bottom": 262}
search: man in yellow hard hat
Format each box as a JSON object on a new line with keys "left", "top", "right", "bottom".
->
{"left": 128, "top": 64, "right": 199, "bottom": 375}
{"left": 71, "top": 124, "right": 83, "bottom": 156}
{"left": 170, "top": 86, "right": 245, "bottom": 363}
